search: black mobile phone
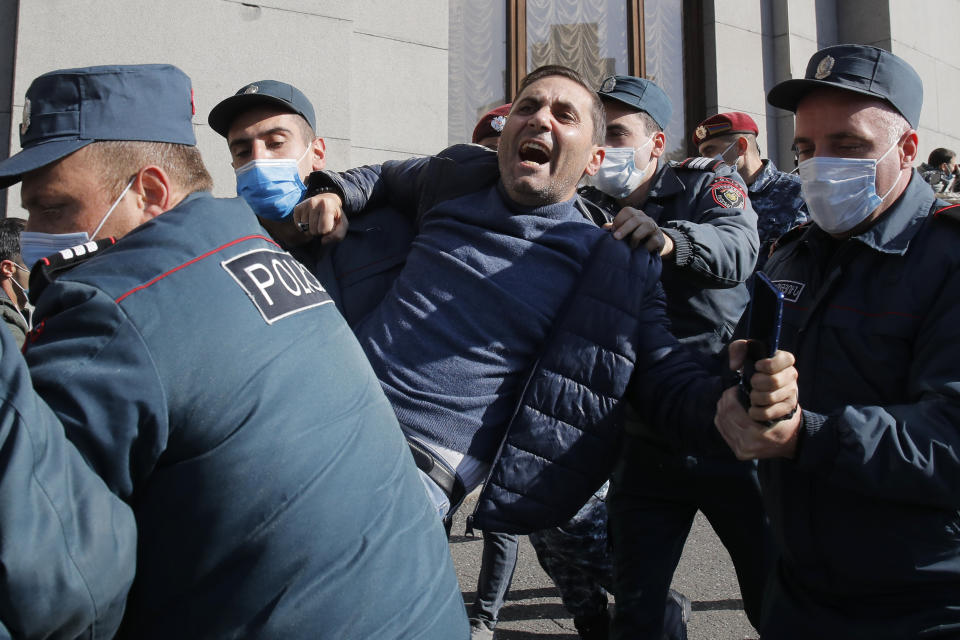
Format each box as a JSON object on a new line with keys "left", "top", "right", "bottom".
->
{"left": 739, "top": 271, "right": 784, "bottom": 407}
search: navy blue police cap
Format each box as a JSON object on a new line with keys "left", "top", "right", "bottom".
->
{"left": 0, "top": 64, "right": 196, "bottom": 189}
{"left": 767, "top": 44, "right": 922, "bottom": 127}
{"left": 208, "top": 80, "right": 316, "bottom": 138}
{"left": 597, "top": 75, "right": 673, "bottom": 130}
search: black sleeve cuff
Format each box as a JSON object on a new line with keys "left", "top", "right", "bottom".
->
{"left": 661, "top": 227, "right": 693, "bottom": 266}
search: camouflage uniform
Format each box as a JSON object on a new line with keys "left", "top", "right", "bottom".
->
{"left": 749, "top": 159, "right": 807, "bottom": 271}
{"left": 528, "top": 482, "right": 611, "bottom": 618}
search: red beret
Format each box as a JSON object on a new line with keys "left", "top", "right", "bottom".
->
{"left": 472, "top": 103, "right": 512, "bottom": 144}
{"left": 692, "top": 112, "right": 759, "bottom": 146}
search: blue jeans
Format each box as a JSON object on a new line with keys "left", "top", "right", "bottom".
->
{"left": 470, "top": 531, "right": 520, "bottom": 628}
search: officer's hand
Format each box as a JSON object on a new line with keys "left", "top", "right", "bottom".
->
{"left": 715, "top": 340, "right": 802, "bottom": 459}
{"left": 292, "top": 193, "right": 349, "bottom": 245}
{"left": 728, "top": 339, "right": 799, "bottom": 421}
{"left": 603, "top": 207, "right": 674, "bottom": 256}
{"left": 715, "top": 386, "right": 801, "bottom": 460}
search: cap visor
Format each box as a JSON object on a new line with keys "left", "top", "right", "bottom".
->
{"left": 767, "top": 78, "right": 888, "bottom": 113}
{"left": 0, "top": 138, "right": 92, "bottom": 189}
{"left": 207, "top": 94, "right": 299, "bottom": 137}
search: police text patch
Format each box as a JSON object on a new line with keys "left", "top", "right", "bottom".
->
{"left": 222, "top": 249, "right": 332, "bottom": 324}
{"left": 710, "top": 178, "right": 746, "bottom": 209}
{"left": 772, "top": 279, "right": 805, "bottom": 303}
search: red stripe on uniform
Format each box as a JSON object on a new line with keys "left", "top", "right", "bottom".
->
{"left": 115, "top": 234, "right": 280, "bottom": 304}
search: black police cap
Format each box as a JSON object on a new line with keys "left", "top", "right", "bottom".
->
{"left": 208, "top": 80, "right": 316, "bottom": 138}
{"left": 767, "top": 44, "right": 922, "bottom": 127}
{"left": 597, "top": 75, "right": 672, "bottom": 130}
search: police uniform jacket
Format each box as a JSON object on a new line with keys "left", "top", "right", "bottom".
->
{"left": 759, "top": 172, "right": 960, "bottom": 637}
{"left": 584, "top": 157, "right": 759, "bottom": 360}
{"left": 23, "top": 192, "right": 467, "bottom": 639}
{"left": 309, "top": 145, "right": 721, "bottom": 533}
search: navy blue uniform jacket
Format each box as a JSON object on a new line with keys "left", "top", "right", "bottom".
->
{"left": 20, "top": 193, "right": 468, "bottom": 639}
{"left": 759, "top": 172, "right": 960, "bottom": 637}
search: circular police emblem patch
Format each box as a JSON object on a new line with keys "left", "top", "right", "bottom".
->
{"left": 491, "top": 115, "right": 506, "bottom": 132}
{"left": 711, "top": 178, "right": 746, "bottom": 209}
{"left": 20, "top": 98, "right": 30, "bottom": 136}
{"left": 243, "top": 84, "right": 259, "bottom": 94}
{"left": 695, "top": 125, "right": 707, "bottom": 142}
{"left": 815, "top": 55, "right": 835, "bottom": 80}
{"left": 600, "top": 76, "right": 617, "bottom": 93}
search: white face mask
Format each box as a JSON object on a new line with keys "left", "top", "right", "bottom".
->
{"left": 21, "top": 177, "right": 135, "bottom": 269}
{"left": 799, "top": 140, "right": 902, "bottom": 235}
{"left": 582, "top": 139, "right": 655, "bottom": 199}
{"left": 719, "top": 139, "right": 740, "bottom": 169}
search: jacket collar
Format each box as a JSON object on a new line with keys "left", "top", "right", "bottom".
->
{"left": 848, "top": 170, "right": 934, "bottom": 255}
{"left": 749, "top": 159, "right": 783, "bottom": 195}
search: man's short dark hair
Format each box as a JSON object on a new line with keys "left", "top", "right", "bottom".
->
{"left": 84, "top": 141, "right": 214, "bottom": 199}
{"left": 0, "top": 218, "right": 25, "bottom": 263}
{"left": 929, "top": 147, "right": 957, "bottom": 167}
{"left": 515, "top": 65, "right": 606, "bottom": 145}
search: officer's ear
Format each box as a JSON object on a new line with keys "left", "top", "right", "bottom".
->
{"left": 0, "top": 259, "right": 15, "bottom": 280}
{"left": 649, "top": 131, "right": 667, "bottom": 159}
{"left": 133, "top": 166, "right": 176, "bottom": 222}
{"left": 899, "top": 130, "right": 919, "bottom": 169}
{"left": 309, "top": 137, "right": 327, "bottom": 173}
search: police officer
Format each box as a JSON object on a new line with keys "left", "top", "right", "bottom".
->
{"left": 716, "top": 44, "right": 960, "bottom": 637}
{"left": 208, "top": 80, "right": 414, "bottom": 326}
{"left": 0, "top": 64, "right": 468, "bottom": 639}
{"left": 694, "top": 111, "right": 808, "bottom": 271}
{"left": 529, "top": 75, "right": 767, "bottom": 640}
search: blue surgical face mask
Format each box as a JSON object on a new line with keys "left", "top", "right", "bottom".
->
{"left": 20, "top": 177, "right": 135, "bottom": 269}
{"left": 234, "top": 144, "right": 311, "bottom": 220}
{"left": 799, "top": 140, "right": 902, "bottom": 235}
{"left": 582, "top": 139, "right": 655, "bottom": 199}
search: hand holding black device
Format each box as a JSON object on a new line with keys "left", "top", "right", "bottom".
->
{"left": 739, "top": 272, "right": 784, "bottom": 411}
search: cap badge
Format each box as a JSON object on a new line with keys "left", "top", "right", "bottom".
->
{"left": 491, "top": 115, "right": 506, "bottom": 133}
{"left": 600, "top": 76, "right": 617, "bottom": 93}
{"left": 695, "top": 125, "right": 707, "bottom": 142}
{"left": 20, "top": 98, "right": 30, "bottom": 136}
{"left": 244, "top": 85, "right": 259, "bottom": 94}
{"left": 814, "top": 55, "right": 835, "bottom": 80}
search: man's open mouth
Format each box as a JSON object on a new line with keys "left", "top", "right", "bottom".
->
{"left": 518, "top": 140, "right": 551, "bottom": 165}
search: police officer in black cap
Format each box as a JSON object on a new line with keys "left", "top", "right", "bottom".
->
{"left": 209, "top": 80, "right": 414, "bottom": 326}
{"left": 716, "top": 44, "right": 960, "bottom": 637}
{"left": 528, "top": 74, "right": 767, "bottom": 640}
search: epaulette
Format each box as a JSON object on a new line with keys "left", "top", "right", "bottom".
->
{"left": 28, "top": 237, "right": 118, "bottom": 302}
{"left": 933, "top": 201, "right": 960, "bottom": 223}
{"left": 769, "top": 221, "right": 812, "bottom": 256}
{"left": 670, "top": 156, "right": 725, "bottom": 172}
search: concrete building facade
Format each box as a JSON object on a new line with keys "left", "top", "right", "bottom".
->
{"left": 3, "top": 0, "right": 959, "bottom": 217}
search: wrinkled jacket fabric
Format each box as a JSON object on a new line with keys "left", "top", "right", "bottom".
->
{"left": 23, "top": 193, "right": 468, "bottom": 639}
{"left": 583, "top": 159, "right": 759, "bottom": 359}
{"left": 0, "top": 324, "right": 135, "bottom": 639}
{"left": 759, "top": 172, "right": 960, "bottom": 637}
{"left": 309, "top": 144, "right": 718, "bottom": 533}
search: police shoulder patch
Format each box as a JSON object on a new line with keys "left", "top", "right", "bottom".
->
{"left": 710, "top": 177, "right": 746, "bottom": 209}
{"left": 29, "top": 238, "right": 118, "bottom": 301}
{"left": 222, "top": 248, "right": 332, "bottom": 324}
{"left": 673, "top": 156, "right": 725, "bottom": 172}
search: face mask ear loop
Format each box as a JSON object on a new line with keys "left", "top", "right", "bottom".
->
{"left": 875, "top": 139, "right": 904, "bottom": 202}
{"left": 90, "top": 176, "right": 136, "bottom": 240}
